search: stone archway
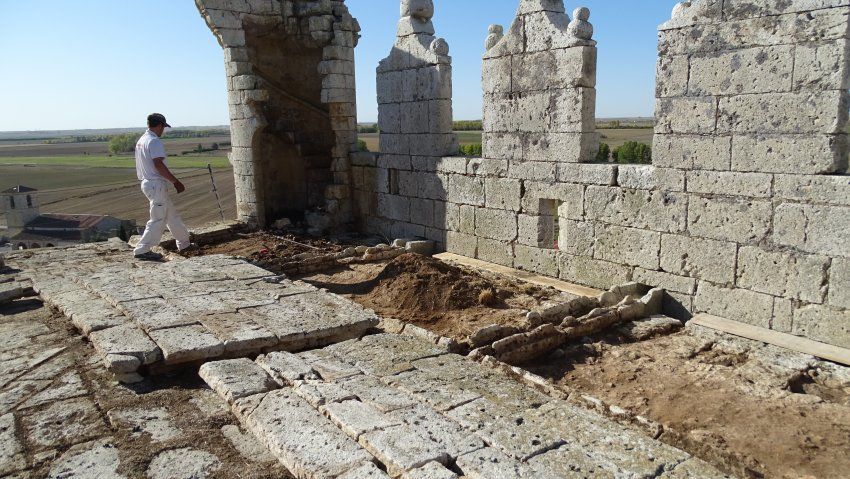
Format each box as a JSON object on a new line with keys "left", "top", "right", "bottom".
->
{"left": 196, "top": 0, "right": 360, "bottom": 231}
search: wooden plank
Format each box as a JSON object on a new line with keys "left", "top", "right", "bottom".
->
{"left": 690, "top": 313, "right": 850, "bottom": 366}
{"left": 434, "top": 252, "right": 602, "bottom": 298}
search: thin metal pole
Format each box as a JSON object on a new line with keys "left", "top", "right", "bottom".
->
{"left": 208, "top": 164, "right": 225, "bottom": 222}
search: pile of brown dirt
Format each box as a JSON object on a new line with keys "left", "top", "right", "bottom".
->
{"left": 527, "top": 332, "right": 850, "bottom": 479}
{"left": 366, "top": 253, "right": 510, "bottom": 311}
{"left": 188, "top": 232, "right": 346, "bottom": 265}
{"left": 301, "top": 254, "right": 565, "bottom": 341}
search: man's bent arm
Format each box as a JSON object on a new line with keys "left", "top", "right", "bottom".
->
{"left": 153, "top": 157, "right": 180, "bottom": 184}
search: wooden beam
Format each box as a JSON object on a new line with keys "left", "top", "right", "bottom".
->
{"left": 434, "top": 252, "right": 602, "bottom": 298}
{"left": 690, "top": 313, "right": 850, "bottom": 366}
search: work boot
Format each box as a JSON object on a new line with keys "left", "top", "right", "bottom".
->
{"left": 134, "top": 251, "right": 164, "bottom": 261}
{"left": 177, "top": 243, "right": 200, "bottom": 256}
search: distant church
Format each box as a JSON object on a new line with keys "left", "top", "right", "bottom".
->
{"left": 1, "top": 185, "right": 135, "bottom": 250}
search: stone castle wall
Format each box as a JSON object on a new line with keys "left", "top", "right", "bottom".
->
{"left": 355, "top": 0, "right": 850, "bottom": 348}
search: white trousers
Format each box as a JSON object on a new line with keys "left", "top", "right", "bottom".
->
{"left": 133, "top": 179, "right": 190, "bottom": 254}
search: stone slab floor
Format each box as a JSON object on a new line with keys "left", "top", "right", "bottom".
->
{"left": 0, "top": 296, "right": 293, "bottom": 478}
{"left": 2, "top": 241, "right": 727, "bottom": 478}
{"left": 199, "top": 334, "right": 728, "bottom": 478}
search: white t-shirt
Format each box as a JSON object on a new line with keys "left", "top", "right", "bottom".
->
{"left": 135, "top": 129, "right": 168, "bottom": 181}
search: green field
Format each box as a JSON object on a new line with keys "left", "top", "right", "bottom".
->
{"left": 0, "top": 155, "right": 231, "bottom": 169}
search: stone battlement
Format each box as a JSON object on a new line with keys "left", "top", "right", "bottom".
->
{"left": 199, "top": 0, "right": 850, "bottom": 348}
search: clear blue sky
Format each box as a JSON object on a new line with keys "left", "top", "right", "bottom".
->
{"left": 0, "top": 1, "right": 675, "bottom": 131}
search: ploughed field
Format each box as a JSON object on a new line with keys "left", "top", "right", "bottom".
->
{"left": 192, "top": 232, "right": 850, "bottom": 479}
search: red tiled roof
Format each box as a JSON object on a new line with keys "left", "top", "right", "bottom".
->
{"left": 27, "top": 214, "right": 113, "bottom": 230}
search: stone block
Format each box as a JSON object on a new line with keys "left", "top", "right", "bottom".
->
{"left": 686, "top": 171, "right": 772, "bottom": 198}
{"left": 401, "top": 101, "right": 430, "bottom": 134}
{"left": 148, "top": 325, "right": 225, "bottom": 365}
{"left": 447, "top": 175, "right": 485, "bottom": 207}
{"left": 556, "top": 163, "right": 616, "bottom": 185}
{"left": 558, "top": 253, "right": 633, "bottom": 290}
{"left": 378, "top": 194, "right": 411, "bottom": 222}
{"left": 634, "top": 268, "right": 697, "bottom": 295}
{"left": 773, "top": 203, "right": 850, "bottom": 257}
{"left": 773, "top": 174, "right": 850, "bottom": 206}
{"left": 558, "top": 219, "right": 595, "bottom": 256}
{"left": 339, "top": 462, "right": 391, "bottom": 479}
{"left": 0, "top": 413, "right": 25, "bottom": 476}
{"left": 584, "top": 186, "right": 687, "bottom": 233}
{"left": 656, "top": 54, "right": 689, "bottom": 97}
{"left": 477, "top": 237, "right": 514, "bottom": 267}
{"left": 199, "top": 359, "right": 275, "bottom": 404}
{"left": 484, "top": 178, "right": 522, "bottom": 211}
{"left": 359, "top": 425, "right": 450, "bottom": 477}
{"left": 321, "top": 400, "right": 402, "bottom": 440}
{"left": 794, "top": 38, "right": 850, "bottom": 91}
{"left": 723, "top": 0, "right": 850, "bottom": 20}
{"left": 243, "top": 389, "right": 372, "bottom": 478}
{"left": 482, "top": 132, "right": 523, "bottom": 160}
{"left": 119, "top": 297, "right": 197, "bottom": 332}
{"left": 89, "top": 325, "right": 162, "bottom": 366}
{"left": 660, "top": 234, "right": 737, "bottom": 284}
{"left": 737, "top": 246, "right": 828, "bottom": 303}
{"left": 652, "top": 134, "right": 731, "bottom": 170}
{"left": 514, "top": 245, "right": 558, "bottom": 277}
{"left": 793, "top": 304, "right": 850, "bottom": 347}
{"left": 694, "top": 282, "right": 774, "bottom": 328}
{"left": 257, "top": 351, "right": 319, "bottom": 385}
{"left": 718, "top": 90, "right": 847, "bottom": 134}
{"left": 511, "top": 47, "right": 596, "bottom": 91}
{"left": 829, "top": 258, "right": 850, "bottom": 309}
{"left": 474, "top": 208, "right": 517, "bottom": 242}
{"left": 481, "top": 55, "right": 512, "bottom": 94}
{"left": 379, "top": 103, "right": 402, "bottom": 133}
{"left": 616, "top": 165, "right": 685, "bottom": 191}
{"left": 199, "top": 312, "right": 277, "bottom": 353}
{"left": 731, "top": 134, "right": 847, "bottom": 174}
{"left": 687, "top": 196, "right": 772, "bottom": 244}
{"left": 410, "top": 198, "right": 435, "bottom": 227}
{"left": 655, "top": 97, "right": 717, "bottom": 134}
{"left": 594, "top": 225, "right": 661, "bottom": 270}
{"left": 403, "top": 461, "right": 459, "bottom": 479}
{"left": 445, "top": 231, "right": 477, "bottom": 258}
{"left": 335, "top": 375, "right": 418, "bottom": 413}
{"left": 467, "top": 157, "right": 509, "bottom": 177}
{"left": 507, "top": 160, "right": 556, "bottom": 182}
{"left": 688, "top": 45, "right": 794, "bottom": 95}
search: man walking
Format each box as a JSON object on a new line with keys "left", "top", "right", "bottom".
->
{"left": 132, "top": 113, "right": 194, "bottom": 260}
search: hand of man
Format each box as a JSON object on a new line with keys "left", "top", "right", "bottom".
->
{"left": 174, "top": 180, "right": 186, "bottom": 194}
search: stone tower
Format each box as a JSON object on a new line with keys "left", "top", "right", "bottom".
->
{"left": 2, "top": 185, "right": 40, "bottom": 235}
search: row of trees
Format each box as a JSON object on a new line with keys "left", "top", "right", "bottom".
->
{"left": 596, "top": 141, "right": 652, "bottom": 164}
{"left": 356, "top": 121, "right": 485, "bottom": 134}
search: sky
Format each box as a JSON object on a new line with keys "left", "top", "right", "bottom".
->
{"left": 0, "top": 1, "right": 675, "bottom": 131}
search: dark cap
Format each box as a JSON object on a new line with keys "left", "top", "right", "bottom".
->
{"left": 147, "top": 113, "right": 171, "bottom": 128}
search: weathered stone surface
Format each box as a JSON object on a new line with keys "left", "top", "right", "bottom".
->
{"left": 220, "top": 425, "right": 277, "bottom": 464}
{"left": 321, "top": 400, "right": 402, "bottom": 439}
{"left": 118, "top": 297, "right": 197, "bottom": 332}
{"left": 0, "top": 413, "right": 25, "bottom": 475}
{"left": 88, "top": 325, "right": 162, "bottom": 366}
{"left": 694, "top": 282, "right": 774, "bottom": 328}
{"left": 359, "top": 425, "right": 450, "bottom": 477}
{"left": 338, "top": 461, "right": 391, "bottom": 479}
{"left": 48, "top": 438, "right": 124, "bottom": 479}
{"left": 148, "top": 325, "right": 225, "bottom": 365}
{"left": 736, "top": 247, "right": 828, "bottom": 303}
{"left": 146, "top": 448, "right": 221, "bottom": 479}
{"left": 199, "top": 359, "right": 275, "bottom": 404}
{"left": 660, "top": 235, "right": 737, "bottom": 284}
{"left": 455, "top": 447, "right": 546, "bottom": 478}
{"left": 252, "top": 291, "right": 379, "bottom": 350}
{"left": 22, "top": 397, "right": 107, "bottom": 449}
{"left": 594, "top": 225, "right": 661, "bottom": 270}
{"left": 829, "top": 258, "right": 850, "bottom": 309}
{"left": 402, "top": 461, "right": 459, "bottom": 479}
{"left": 199, "top": 312, "right": 278, "bottom": 354}
{"left": 244, "top": 389, "right": 372, "bottom": 478}
{"left": 688, "top": 197, "right": 772, "bottom": 244}
{"left": 107, "top": 408, "right": 181, "bottom": 443}
{"left": 257, "top": 351, "right": 320, "bottom": 386}
{"left": 774, "top": 203, "right": 850, "bottom": 257}
{"left": 793, "top": 305, "right": 850, "bottom": 345}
